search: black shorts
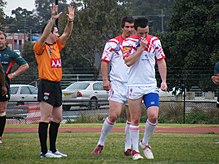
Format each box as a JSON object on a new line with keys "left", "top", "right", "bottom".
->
{"left": 0, "top": 79, "right": 10, "bottom": 102}
{"left": 38, "top": 79, "right": 62, "bottom": 107}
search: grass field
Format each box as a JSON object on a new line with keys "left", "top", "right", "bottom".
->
{"left": 1, "top": 124, "right": 219, "bottom": 164}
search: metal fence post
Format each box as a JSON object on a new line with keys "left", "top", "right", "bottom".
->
{"left": 183, "top": 85, "right": 186, "bottom": 123}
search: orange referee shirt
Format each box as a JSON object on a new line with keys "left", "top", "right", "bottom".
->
{"left": 33, "top": 38, "right": 65, "bottom": 82}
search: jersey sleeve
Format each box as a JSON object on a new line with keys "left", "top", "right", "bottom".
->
{"left": 12, "top": 52, "right": 27, "bottom": 66}
{"left": 154, "top": 39, "right": 166, "bottom": 61}
{"left": 57, "top": 37, "right": 65, "bottom": 51}
{"left": 33, "top": 40, "right": 44, "bottom": 55}
{"left": 101, "top": 41, "right": 115, "bottom": 62}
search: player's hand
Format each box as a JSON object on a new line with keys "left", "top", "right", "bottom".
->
{"left": 211, "top": 75, "right": 219, "bottom": 85}
{"left": 103, "top": 80, "right": 111, "bottom": 91}
{"left": 7, "top": 73, "right": 15, "bottom": 81}
{"left": 140, "top": 37, "right": 148, "bottom": 49}
{"left": 1, "top": 85, "right": 7, "bottom": 96}
{"left": 67, "top": 5, "right": 75, "bottom": 22}
{"left": 160, "top": 82, "right": 167, "bottom": 91}
{"left": 51, "top": 4, "right": 62, "bottom": 19}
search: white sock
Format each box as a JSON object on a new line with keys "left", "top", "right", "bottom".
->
{"left": 129, "top": 125, "right": 139, "bottom": 152}
{"left": 124, "top": 121, "right": 131, "bottom": 151}
{"left": 142, "top": 119, "right": 157, "bottom": 145}
{"left": 98, "top": 117, "right": 114, "bottom": 145}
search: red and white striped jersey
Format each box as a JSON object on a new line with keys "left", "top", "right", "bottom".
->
{"left": 122, "top": 34, "right": 166, "bottom": 86}
{"left": 101, "top": 35, "right": 128, "bottom": 82}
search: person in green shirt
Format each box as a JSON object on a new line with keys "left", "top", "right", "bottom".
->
{"left": 0, "top": 31, "right": 29, "bottom": 144}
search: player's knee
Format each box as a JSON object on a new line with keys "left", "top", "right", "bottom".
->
{"left": 108, "top": 115, "right": 118, "bottom": 123}
{"left": 0, "top": 106, "right": 7, "bottom": 113}
{"left": 40, "top": 114, "right": 52, "bottom": 122}
{"left": 0, "top": 109, "right": 5, "bottom": 113}
{"left": 53, "top": 117, "right": 62, "bottom": 123}
{"left": 132, "top": 119, "right": 140, "bottom": 125}
{"left": 148, "top": 115, "right": 158, "bottom": 124}
{"left": 132, "top": 115, "right": 140, "bottom": 125}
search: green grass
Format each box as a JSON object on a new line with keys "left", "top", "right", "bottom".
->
{"left": 1, "top": 124, "right": 219, "bottom": 164}
{"left": 5, "top": 123, "right": 219, "bottom": 128}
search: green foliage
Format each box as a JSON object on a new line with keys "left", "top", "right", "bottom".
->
{"left": 159, "top": 102, "right": 184, "bottom": 123}
{"left": 5, "top": 7, "right": 40, "bottom": 33}
{"left": 73, "top": 113, "right": 106, "bottom": 123}
{"left": 186, "top": 107, "right": 219, "bottom": 124}
{"left": 60, "top": 0, "right": 129, "bottom": 78}
{"left": 161, "top": 0, "right": 219, "bottom": 91}
{"left": 15, "top": 42, "right": 38, "bottom": 83}
{"left": 0, "top": 0, "right": 6, "bottom": 28}
{"left": 35, "top": 0, "right": 68, "bottom": 28}
{"left": 124, "top": 0, "right": 175, "bottom": 34}
{"left": 168, "top": 0, "right": 218, "bottom": 66}
{"left": 186, "top": 111, "right": 210, "bottom": 124}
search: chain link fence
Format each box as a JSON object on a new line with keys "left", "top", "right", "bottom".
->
{"left": 6, "top": 98, "right": 219, "bottom": 124}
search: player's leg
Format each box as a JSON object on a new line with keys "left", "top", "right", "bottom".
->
{"left": 38, "top": 80, "right": 61, "bottom": 158}
{"left": 128, "top": 98, "right": 143, "bottom": 160}
{"left": 38, "top": 102, "right": 53, "bottom": 157}
{"left": 49, "top": 105, "right": 67, "bottom": 157}
{"left": 128, "top": 98, "right": 142, "bottom": 151}
{"left": 102, "top": 100, "right": 123, "bottom": 142}
{"left": 140, "top": 93, "right": 159, "bottom": 159}
{"left": 0, "top": 101, "right": 7, "bottom": 143}
{"left": 92, "top": 100, "right": 123, "bottom": 156}
{"left": 127, "top": 86, "right": 144, "bottom": 160}
{"left": 124, "top": 105, "right": 132, "bottom": 155}
{"left": 93, "top": 81, "right": 125, "bottom": 156}
{"left": 0, "top": 81, "right": 10, "bottom": 144}
{"left": 47, "top": 82, "right": 66, "bottom": 157}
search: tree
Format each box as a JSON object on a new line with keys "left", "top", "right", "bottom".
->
{"left": 123, "top": 0, "right": 175, "bottom": 34}
{"left": 15, "top": 42, "right": 38, "bottom": 83}
{"left": 5, "top": 7, "right": 41, "bottom": 34}
{"left": 161, "top": 0, "right": 219, "bottom": 91}
{"left": 59, "top": 0, "right": 128, "bottom": 80}
{"left": 0, "top": 0, "right": 6, "bottom": 29}
{"left": 35, "top": 0, "right": 68, "bottom": 27}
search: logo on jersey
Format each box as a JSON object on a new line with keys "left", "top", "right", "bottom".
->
{"left": 48, "top": 47, "right": 52, "bottom": 55}
{"left": 123, "top": 46, "right": 132, "bottom": 54}
{"left": 51, "top": 58, "right": 62, "bottom": 68}
{"left": 115, "top": 43, "right": 121, "bottom": 52}
{"left": 3, "top": 54, "right": 9, "bottom": 58}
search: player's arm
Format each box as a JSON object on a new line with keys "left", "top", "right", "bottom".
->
{"left": 212, "top": 62, "right": 219, "bottom": 85}
{"left": 211, "top": 76, "right": 219, "bottom": 85}
{"left": 39, "top": 4, "right": 62, "bottom": 46}
{"left": 101, "top": 61, "right": 110, "bottom": 91}
{"left": 8, "top": 63, "right": 29, "bottom": 81}
{"left": 60, "top": 5, "right": 75, "bottom": 45}
{"left": 0, "top": 64, "right": 7, "bottom": 96}
{"left": 124, "top": 38, "right": 147, "bottom": 66}
{"left": 157, "top": 59, "right": 167, "bottom": 91}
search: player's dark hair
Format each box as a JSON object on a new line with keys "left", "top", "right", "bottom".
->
{"left": 134, "top": 17, "right": 148, "bottom": 30}
{"left": 0, "top": 31, "right": 7, "bottom": 38}
{"left": 41, "top": 23, "right": 57, "bottom": 34}
{"left": 121, "top": 16, "right": 134, "bottom": 28}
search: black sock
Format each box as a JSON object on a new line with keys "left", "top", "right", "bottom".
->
{"left": 49, "top": 121, "right": 60, "bottom": 152}
{"left": 0, "top": 115, "right": 6, "bottom": 137}
{"left": 38, "top": 122, "right": 49, "bottom": 154}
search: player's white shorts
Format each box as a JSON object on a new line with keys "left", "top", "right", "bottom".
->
{"left": 108, "top": 81, "right": 128, "bottom": 104}
{"left": 127, "top": 85, "right": 159, "bottom": 100}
